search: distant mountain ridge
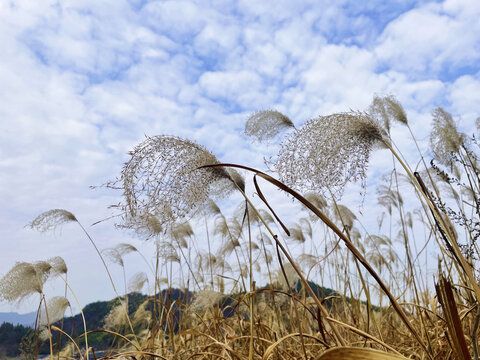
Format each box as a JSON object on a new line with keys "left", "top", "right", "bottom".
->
{"left": 0, "top": 311, "right": 36, "bottom": 326}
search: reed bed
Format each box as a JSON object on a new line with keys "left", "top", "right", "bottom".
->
{"left": 1, "top": 96, "right": 479, "bottom": 360}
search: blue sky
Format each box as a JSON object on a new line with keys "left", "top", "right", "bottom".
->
{"left": 0, "top": 0, "right": 479, "bottom": 313}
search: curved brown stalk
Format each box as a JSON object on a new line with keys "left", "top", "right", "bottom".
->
{"left": 200, "top": 162, "right": 432, "bottom": 358}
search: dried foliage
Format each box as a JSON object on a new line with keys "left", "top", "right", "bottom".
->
{"left": 273, "top": 112, "right": 384, "bottom": 199}
{"left": 128, "top": 272, "right": 149, "bottom": 293}
{"left": 104, "top": 299, "right": 129, "bottom": 330}
{"left": 244, "top": 110, "right": 294, "bottom": 142}
{"left": 0, "top": 262, "right": 45, "bottom": 303}
{"left": 40, "top": 296, "right": 71, "bottom": 325}
{"left": 190, "top": 290, "right": 223, "bottom": 313}
{"left": 333, "top": 204, "right": 357, "bottom": 231}
{"left": 47, "top": 256, "right": 68, "bottom": 275}
{"left": 369, "top": 95, "right": 408, "bottom": 132}
{"left": 430, "top": 108, "right": 465, "bottom": 166}
{"left": 114, "top": 135, "right": 240, "bottom": 232}
{"left": 156, "top": 241, "right": 180, "bottom": 263}
{"left": 28, "top": 209, "right": 77, "bottom": 232}
{"left": 7, "top": 98, "right": 480, "bottom": 360}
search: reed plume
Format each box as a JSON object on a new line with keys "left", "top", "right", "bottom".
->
{"left": 112, "top": 135, "right": 242, "bottom": 233}
{"left": 40, "top": 296, "right": 71, "bottom": 325}
{"left": 0, "top": 262, "right": 45, "bottom": 303}
{"left": 430, "top": 107, "right": 465, "bottom": 166}
{"left": 244, "top": 110, "right": 295, "bottom": 142}
{"left": 273, "top": 112, "right": 384, "bottom": 199}
{"left": 369, "top": 95, "right": 408, "bottom": 132}
{"left": 28, "top": 209, "right": 77, "bottom": 232}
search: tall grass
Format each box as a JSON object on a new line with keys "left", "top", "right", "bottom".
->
{"left": 1, "top": 96, "right": 479, "bottom": 359}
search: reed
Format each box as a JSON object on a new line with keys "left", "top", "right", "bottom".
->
{"left": 1, "top": 96, "right": 479, "bottom": 359}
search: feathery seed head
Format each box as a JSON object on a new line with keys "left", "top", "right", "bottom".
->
{"left": 296, "top": 254, "right": 318, "bottom": 269}
{"left": 274, "top": 112, "right": 383, "bottom": 200}
{"left": 118, "top": 135, "right": 238, "bottom": 232}
{"left": 244, "top": 110, "right": 294, "bottom": 143}
{"left": 258, "top": 209, "right": 275, "bottom": 224}
{"left": 41, "top": 296, "right": 71, "bottom": 325}
{"left": 169, "top": 221, "right": 194, "bottom": 240}
{"left": 203, "top": 198, "right": 221, "bottom": 216}
{"left": 190, "top": 290, "right": 223, "bottom": 313}
{"left": 115, "top": 243, "right": 138, "bottom": 257}
{"left": 47, "top": 257, "right": 68, "bottom": 275}
{"left": 369, "top": 95, "right": 408, "bottom": 132}
{"left": 156, "top": 241, "right": 180, "bottom": 263}
{"left": 299, "top": 218, "right": 312, "bottom": 239}
{"left": 133, "top": 299, "right": 151, "bottom": 327}
{"left": 276, "top": 263, "right": 299, "bottom": 290}
{"left": 104, "top": 299, "right": 129, "bottom": 330}
{"left": 430, "top": 108, "right": 465, "bottom": 165}
{"left": 128, "top": 272, "right": 149, "bottom": 293}
{"left": 333, "top": 204, "right": 357, "bottom": 231}
{"left": 102, "top": 248, "right": 124, "bottom": 267}
{"left": 0, "top": 262, "right": 44, "bottom": 303}
{"left": 288, "top": 225, "right": 305, "bottom": 243}
{"left": 33, "top": 261, "right": 53, "bottom": 285}
{"left": 29, "top": 209, "right": 77, "bottom": 232}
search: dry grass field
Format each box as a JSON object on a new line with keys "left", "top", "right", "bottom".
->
{"left": 1, "top": 96, "right": 479, "bottom": 360}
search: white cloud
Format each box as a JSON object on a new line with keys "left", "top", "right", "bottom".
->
{"left": 448, "top": 72, "right": 480, "bottom": 125}
{"left": 375, "top": 0, "right": 480, "bottom": 77}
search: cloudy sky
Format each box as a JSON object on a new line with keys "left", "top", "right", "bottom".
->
{"left": 1, "top": 0, "right": 479, "bottom": 314}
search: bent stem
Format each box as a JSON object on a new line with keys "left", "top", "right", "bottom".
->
{"left": 203, "top": 163, "right": 433, "bottom": 357}
{"left": 381, "top": 140, "right": 480, "bottom": 304}
{"left": 229, "top": 179, "right": 346, "bottom": 347}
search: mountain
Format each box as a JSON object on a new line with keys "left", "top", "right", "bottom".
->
{"left": 0, "top": 312, "right": 36, "bottom": 327}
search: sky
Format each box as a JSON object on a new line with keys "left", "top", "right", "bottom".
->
{"left": 0, "top": 0, "right": 479, "bottom": 314}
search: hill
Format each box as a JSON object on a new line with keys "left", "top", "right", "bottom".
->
{"left": 0, "top": 312, "right": 36, "bottom": 327}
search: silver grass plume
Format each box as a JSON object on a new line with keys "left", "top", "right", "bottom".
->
{"left": 288, "top": 225, "right": 305, "bottom": 243}
{"left": 234, "top": 200, "right": 261, "bottom": 224}
{"left": 169, "top": 221, "right": 194, "bottom": 240}
{"left": 156, "top": 241, "right": 180, "bottom": 263}
{"left": 377, "top": 184, "right": 404, "bottom": 214}
{"left": 190, "top": 290, "right": 223, "bottom": 313}
{"left": 203, "top": 198, "right": 221, "bottom": 216}
{"left": 296, "top": 254, "right": 318, "bottom": 270}
{"left": 117, "top": 135, "right": 240, "bottom": 232}
{"left": 430, "top": 108, "right": 465, "bottom": 166}
{"left": 115, "top": 243, "right": 138, "bottom": 257}
{"left": 274, "top": 112, "right": 384, "bottom": 200}
{"left": 102, "top": 248, "right": 124, "bottom": 267}
{"left": 244, "top": 110, "right": 295, "bottom": 142}
{"left": 333, "top": 204, "right": 357, "bottom": 231}
{"left": 133, "top": 299, "right": 151, "bottom": 327}
{"left": 369, "top": 95, "right": 408, "bottom": 132}
{"left": 47, "top": 257, "right": 68, "bottom": 275}
{"left": 122, "top": 212, "right": 164, "bottom": 237}
{"left": 299, "top": 218, "right": 312, "bottom": 239}
{"left": 40, "top": 296, "right": 71, "bottom": 325}
{"left": 128, "top": 272, "right": 149, "bottom": 293}
{"left": 33, "top": 261, "right": 53, "bottom": 284}
{"left": 0, "top": 262, "right": 45, "bottom": 303}
{"left": 275, "top": 263, "right": 299, "bottom": 290}
{"left": 104, "top": 299, "right": 129, "bottom": 330}
{"left": 29, "top": 209, "right": 77, "bottom": 232}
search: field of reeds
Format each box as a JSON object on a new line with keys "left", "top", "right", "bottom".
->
{"left": 1, "top": 95, "right": 479, "bottom": 359}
